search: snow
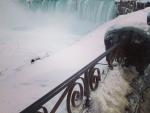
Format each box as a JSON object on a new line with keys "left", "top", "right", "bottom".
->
{"left": 106, "top": 7, "right": 150, "bottom": 37}
{"left": 91, "top": 66, "right": 132, "bottom": 113}
{"left": 0, "top": 2, "right": 150, "bottom": 113}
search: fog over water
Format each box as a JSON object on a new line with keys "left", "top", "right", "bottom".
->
{"left": 0, "top": 0, "right": 116, "bottom": 74}
{"left": 0, "top": 0, "right": 116, "bottom": 35}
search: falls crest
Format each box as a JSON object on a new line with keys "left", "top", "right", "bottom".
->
{"left": 21, "top": 0, "right": 117, "bottom": 24}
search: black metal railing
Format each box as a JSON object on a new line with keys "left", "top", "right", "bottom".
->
{"left": 20, "top": 43, "right": 119, "bottom": 113}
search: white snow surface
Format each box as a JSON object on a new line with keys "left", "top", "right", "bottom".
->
{"left": 0, "top": 4, "right": 150, "bottom": 113}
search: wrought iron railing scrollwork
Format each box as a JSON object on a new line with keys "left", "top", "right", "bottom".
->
{"left": 20, "top": 44, "right": 119, "bottom": 113}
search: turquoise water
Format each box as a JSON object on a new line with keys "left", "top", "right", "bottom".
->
{"left": 19, "top": 0, "right": 117, "bottom": 35}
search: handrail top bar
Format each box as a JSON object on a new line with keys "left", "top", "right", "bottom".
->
{"left": 20, "top": 43, "right": 120, "bottom": 113}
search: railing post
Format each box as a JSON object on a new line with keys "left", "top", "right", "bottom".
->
{"left": 84, "top": 70, "right": 91, "bottom": 107}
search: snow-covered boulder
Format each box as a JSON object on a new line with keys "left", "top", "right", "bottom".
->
{"left": 104, "top": 7, "right": 150, "bottom": 74}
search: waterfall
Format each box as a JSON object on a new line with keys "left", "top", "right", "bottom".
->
{"left": 20, "top": 0, "right": 117, "bottom": 24}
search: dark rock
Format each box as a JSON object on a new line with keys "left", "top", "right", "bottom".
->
{"left": 31, "top": 57, "right": 41, "bottom": 64}
{"left": 147, "top": 12, "right": 150, "bottom": 26}
{"left": 104, "top": 27, "right": 150, "bottom": 74}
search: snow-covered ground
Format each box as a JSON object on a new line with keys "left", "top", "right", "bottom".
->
{"left": 0, "top": 1, "right": 150, "bottom": 113}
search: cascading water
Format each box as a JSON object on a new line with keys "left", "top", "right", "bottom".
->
{"left": 20, "top": 0, "right": 117, "bottom": 24}
{"left": 18, "top": 0, "right": 117, "bottom": 36}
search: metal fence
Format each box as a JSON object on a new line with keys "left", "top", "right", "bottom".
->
{"left": 20, "top": 44, "right": 119, "bottom": 113}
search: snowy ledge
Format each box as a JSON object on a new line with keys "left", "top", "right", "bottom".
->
{"left": 1, "top": 7, "right": 150, "bottom": 113}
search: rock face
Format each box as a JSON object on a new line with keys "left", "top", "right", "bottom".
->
{"left": 124, "top": 65, "right": 150, "bottom": 113}
{"left": 116, "top": 1, "right": 150, "bottom": 15}
{"left": 147, "top": 12, "right": 150, "bottom": 25}
{"left": 104, "top": 27, "right": 150, "bottom": 75}
{"left": 89, "top": 65, "right": 150, "bottom": 113}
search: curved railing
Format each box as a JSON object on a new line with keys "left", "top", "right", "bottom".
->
{"left": 20, "top": 44, "right": 119, "bottom": 113}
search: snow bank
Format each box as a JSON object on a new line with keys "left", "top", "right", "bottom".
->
{"left": 91, "top": 66, "right": 133, "bottom": 113}
{"left": 107, "top": 7, "right": 150, "bottom": 35}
